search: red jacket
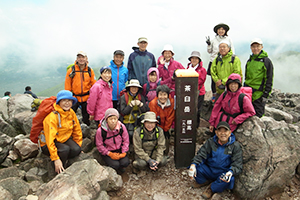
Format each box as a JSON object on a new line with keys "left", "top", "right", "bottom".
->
{"left": 149, "top": 96, "right": 175, "bottom": 132}
{"left": 187, "top": 62, "right": 207, "bottom": 96}
{"left": 209, "top": 73, "right": 256, "bottom": 132}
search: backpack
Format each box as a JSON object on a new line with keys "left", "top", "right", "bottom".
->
{"left": 216, "top": 53, "right": 236, "bottom": 66}
{"left": 30, "top": 96, "right": 57, "bottom": 144}
{"left": 101, "top": 126, "right": 124, "bottom": 147}
{"left": 219, "top": 87, "right": 252, "bottom": 122}
{"left": 145, "top": 81, "right": 161, "bottom": 102}
{"left": 31, "top": 98, "right": 43, "bottom": 112}
{"left": 140, "top": 125, "right": 160, "bottom": 142}
{"left": 69, "top": 65, "right": 92, "bottom": 78}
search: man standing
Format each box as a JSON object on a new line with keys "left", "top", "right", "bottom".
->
{"left": 65, "top": 51, "right": 96, "bottom": 126}
{"left": 127, "top": 37, "right": 156, "bottom": 86}
{"left": 210, "top": 40, "right": 242, "bottom": 99}
{"left": 244, "top": 38, "right": 274, "bottom": 118}
{"left": 109, "top": 50, "right": 128, "bottom": 109}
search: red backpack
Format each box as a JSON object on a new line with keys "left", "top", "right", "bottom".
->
{"left": 30, "top": 96, "right": 57, "bottom": 143}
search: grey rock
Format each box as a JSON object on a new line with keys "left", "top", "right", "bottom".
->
{"left": 37, "top": 159, "right": 110, "bottom": 200}
{"left": 234, "top": 116, "right": 300, "bottom": 199}
{"left": 25, "top": 167, "right": 47, "bottom": 182}
{"left": 0, "top": 177, "right": 30, "bottom": 200}
{"left": 81, "top": 124, "right": 91, "bottom": 138}
{"left": 0, "top": 133, "right": 14, "bottom": 164}
{"left": 0, "top": 167, "right": 25, "bottom": 181}
{"left": 131, "top": 192, "right": 151, "bottom": 200}
{"left": 94, "top": 191, "right": 109, "bottom": 200}
{"left": 10, "top": 111, "right": 35, "bottom": 135}
{"left": 265, "top": 107, "right": 293, "bottom": 123}
{"left": 0, "top": 185, "right": 13, "bottom": 200}
{"left": 1, "top": 157, "right": 13, "bottom": 167}
{"left": 103, "top": 166, "right": 123, "bottom": 191}
{"left": 28, "top": 180, "right": 43, "bottom": 194}
{"left": 81, "top": 138, "right": 93, "bottom": 153}
{"left": 153, "top": 193, "right": 175, "bottom": 200}
{"left": 7, "top": 150, "right": 19, "bottom": 161}
{"left": 7, "top": 94, "right": 33, "bottom": 119}
{"left": 0, "top": 116, "right": 17, "bottom": 137}
{"left": 14, "top": 139, "right": 38, "bottom": 161}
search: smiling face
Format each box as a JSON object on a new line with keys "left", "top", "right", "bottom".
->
{"left": 77, "top": 55, "right": 88, "bottom": 66}
{"left": 58, "top": 99, "right": 73, "bottom": 111}
{"left": 106, "top": 115, "right": 118, "bottom": 130}
{"left": 251, "top": 43, "right": 263, "bottom": 55}
{"left": 138, "top": 41, "right": 148, "bottom": 52}
{"left": 101, "top": 70, "right": 112, "bottom": 82}
{"left": 129, "top": 86, "right": 139, "bottom": 95}
{"left": 229, "top": 82, "right": 239, "bottom": 92}
{"left": 158, "top": 91, "right": 168, "bottom": 104}
{"left": 163, "top": 51, "right": 173, "bottom": 62}
{"left": 217, "top": 27, "right": 226, "bottom": 36}
{"left": 149, "top": 71, "right": 157, "bottom": 83}
{"left": 215, "top": 127, "right": 231, "bottom": 145}
{"left": 144, "top": 121, "right": 156, "bottom": 132}
{"left": 113, "top": 54, "right": 124, "bottom": 67}
{"left": 219, "top": 43, "right": 230, "bottom": 56}
{"left": 190, "top": 57, "right": 200, "bottom": 66}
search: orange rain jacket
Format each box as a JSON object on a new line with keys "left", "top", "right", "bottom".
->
{"left": 65, "top": 64, "right": 96, "bottom": 102}
{"left": 148, "top": 95, "right": 175, "bottom": 132}
{"left": 40, "top": 103, "right": 82, "bottom": 161}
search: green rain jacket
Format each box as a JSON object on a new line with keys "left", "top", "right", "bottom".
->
{"left": 211, "top": 50, "right": 242, "bottom": 94}
{"left": 244, "top": 50, "right": 274, "bottom": 101}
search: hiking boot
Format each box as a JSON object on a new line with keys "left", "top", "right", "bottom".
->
{"left": 191, "top": 181, "right": 210, "bottom": 188}
{"left": 201, "top": 184, "right": 214, "bottom": 199}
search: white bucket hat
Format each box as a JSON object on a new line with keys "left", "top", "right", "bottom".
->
{"left": 161, "top": 44, "right": 175, "bottom": 55}
{"left": 126, "top": 79, "right": 142, "bottom": 89}
{"left": 141, "top": 112, "right": 158, "bottom": 123}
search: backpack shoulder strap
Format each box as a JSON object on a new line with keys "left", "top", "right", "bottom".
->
{"left": 230, "top": 54, "right": 236, "bottom": 63}
{"left": 101, "top": 127, "right": 107, "bottom": 142}
{"left": 146, "top": 82, "right": 150, "bottom": 94}
{"left": 87, "top": 66, "right": 91, "bottom": 77}
{"left": 138, "top": 93, "right": 142, "bottom": 101}
{"left": 222, "top": 91, "right": 227, "bottom": 100}
{"left": 238, "top": 93, "right": 246, "bottom": 114}
{"left": 125, "top": 92, "right": 129, "bottom": 104}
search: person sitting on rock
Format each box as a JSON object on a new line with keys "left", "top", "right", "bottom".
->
{"left": 24, "top": 86, "right": 38, "bottom": 99}
{"left": 95, "top": 108, "right": 130, "bottom": 174}
{"left": 188, "top": 121, "right": 243, "bottom": 199}
{"left": 40, "top": 90, "right": 82, "bottom": 174}
{"left": 209, "top": 73, "right": 256, "bottom": 133}
{"left": 2, "top": 91, "right": 11, "bottom": 100}
{"left": 132, "top": 111, "right": 167, "bottom": 173}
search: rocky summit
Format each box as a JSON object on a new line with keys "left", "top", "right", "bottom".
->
{"left": 0, "top": 89, "right": 300, "bottom": 199}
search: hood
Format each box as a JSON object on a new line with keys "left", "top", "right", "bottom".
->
{"left": 213, "top": 132, "right": 235, "bottom": 146}
{"left": 110, "top": 60, "right": 124, "bottom": 68}
{"left": 147, "top": 68, "right": 160, "bottom": 84}
{"left": 226, "top": 73, "right": 242, "bottom": 91}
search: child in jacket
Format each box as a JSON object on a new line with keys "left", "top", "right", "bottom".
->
{"left": 87, "top": 66, "right": 113, "bottom": 126}
{"left": 41, "top": 90, "right": 82, "bottom": 174}
{"left": 95, "top": 108, "right": 130, "bottom": 174}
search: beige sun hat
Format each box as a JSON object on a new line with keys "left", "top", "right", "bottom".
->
{"left": 77, "top": 51, "right": 87, "bottom": 57}
{"left": 126, "top": 79, "right": 142, "bottom": 89}
{"left": 188, "top": 51, "right": 201, "bottom": 61}
{"left": 141, "top": 111, "right": 158, "bottom": 123}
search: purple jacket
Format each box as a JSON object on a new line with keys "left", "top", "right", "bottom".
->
{"left": 95, "top": 120, "right": 129, "bottom": 156}
{"left": 209, "top": 73, "right": 256, "bottom": 132}
{"left": 87, "top": 79, "right": 113, "bottom": 121}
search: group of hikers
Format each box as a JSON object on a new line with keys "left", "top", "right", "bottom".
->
{"left": 26, "top": 22, "right": 274, "bottom": 199}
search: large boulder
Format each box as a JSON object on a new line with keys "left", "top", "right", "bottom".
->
{"left": 37, "top": 159, "right": 113, "bottom": 200}
{"left": 0, "top": 98, "right": 8, "bottom": 120}
{"left": 7, "top": 94, "right": 33, "bottom": 119}
{"left": 10, "top": 111, "right": 35, "bottom": 135}
{"left": 265, "top": 107, "right": 293, "bottom": 123}
{"left": 234, "top": 116, "right": 300, "bottom": 199}
{"left": 0, "top": 177, "right": 30, "bottom": 200}
{"left": 0, "top": 116, "right": 17, "bottom": 137}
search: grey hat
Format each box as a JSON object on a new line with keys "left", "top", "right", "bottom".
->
{"left": 214, "top": 23, "right": 230, "bottom": 34}
{"left": 141, "top": 112, "right": 158, "bottom": 123}
{"left": 216, "top": 121, "right": 231, "bottom": 131}
{"left": 126, "top": 79, "right": 142, "bottom": 89}
{"left": 188, "top": 51, "right": 201, "bottom": 61}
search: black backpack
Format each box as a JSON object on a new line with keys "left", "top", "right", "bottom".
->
{"left": 69, "top": 65, "right": 92, "bottom": 78}
{"left": 101, "top": 126, "right": 124, "bottom": 145}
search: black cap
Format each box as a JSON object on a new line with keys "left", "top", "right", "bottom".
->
{"left": 216, "top": 121, "right": 230, "bottom": 131}
{"left": 114, "top": 50, "right": 125, "bottom": 56}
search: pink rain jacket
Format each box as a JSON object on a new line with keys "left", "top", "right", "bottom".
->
{"left": 187, "top": 61, "right": 207, "bottom": 96}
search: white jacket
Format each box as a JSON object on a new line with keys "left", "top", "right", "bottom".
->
{"left": 207, "top": 35, "right": 235, "bottom": 62}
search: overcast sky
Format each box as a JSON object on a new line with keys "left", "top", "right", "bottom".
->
{"left": 0, "top": 0, "right": 299, "bottom": 93}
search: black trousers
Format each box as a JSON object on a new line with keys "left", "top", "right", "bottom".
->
{"left": 197, "top": 95, "right": 204, "bottom": 127}
{"left": 42, "top": 138, "right": 81, "bottom": 167}
{"left": 72, "top": 101, "right": 90, "bottom": 126}
{"left": 101, "top": 155, "right": 130, "bottom": 170}
{"left": 253, "top": 96, "right": 266, "bottom": 118}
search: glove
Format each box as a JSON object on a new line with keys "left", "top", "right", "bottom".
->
{"left": 139, "top": 102, "right": 144, "bottom": 107}
{"left": 206, "top": 36, "right": 211, "bottom": 45}
{"left": 226, "top": 171, "right": 233, "bottom": 176}
{"left": 108, "top": 152, "right": 120, "bottom": 160}
{"left": 119, "top": 152, "right": 126, "bottom": 159}
{"left": 172, "top": 70, "right": 177, "bottom": 80}
{"left": 135, "top": 100, "right": 141, "bottom": 106}
{"left": 262, "top": 97, "right": 268, "bottom": 104}
{"left": 129, "top": 100, "right": 136, "bottom": 107}
{"left": 188, "top": 164, "right": 196, "bottom": 178}
{"left": 147, "top": 159, "right": 158, "bottom": 168}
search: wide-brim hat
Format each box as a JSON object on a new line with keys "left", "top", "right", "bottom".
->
{"left": 126, "top": 79, "right": 142, "bottom": 89}
{"left": 141, "top": 111, "right": 158, "bottom": 123}
{"left": 161, "top": 44, "right": 175, "bottom": 55}
{"left": 188, "top": 51, "right": 201, "bottom": 61}
{"left": 214, "top": 23, "right": 230, "bottom": 34}
{"left": 56, "top": 90, "right": 77, "bottom": 105}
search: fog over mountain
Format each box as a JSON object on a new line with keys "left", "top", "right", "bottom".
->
{"left": 0, "top": 0, "right": 299, "bottom": 96}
